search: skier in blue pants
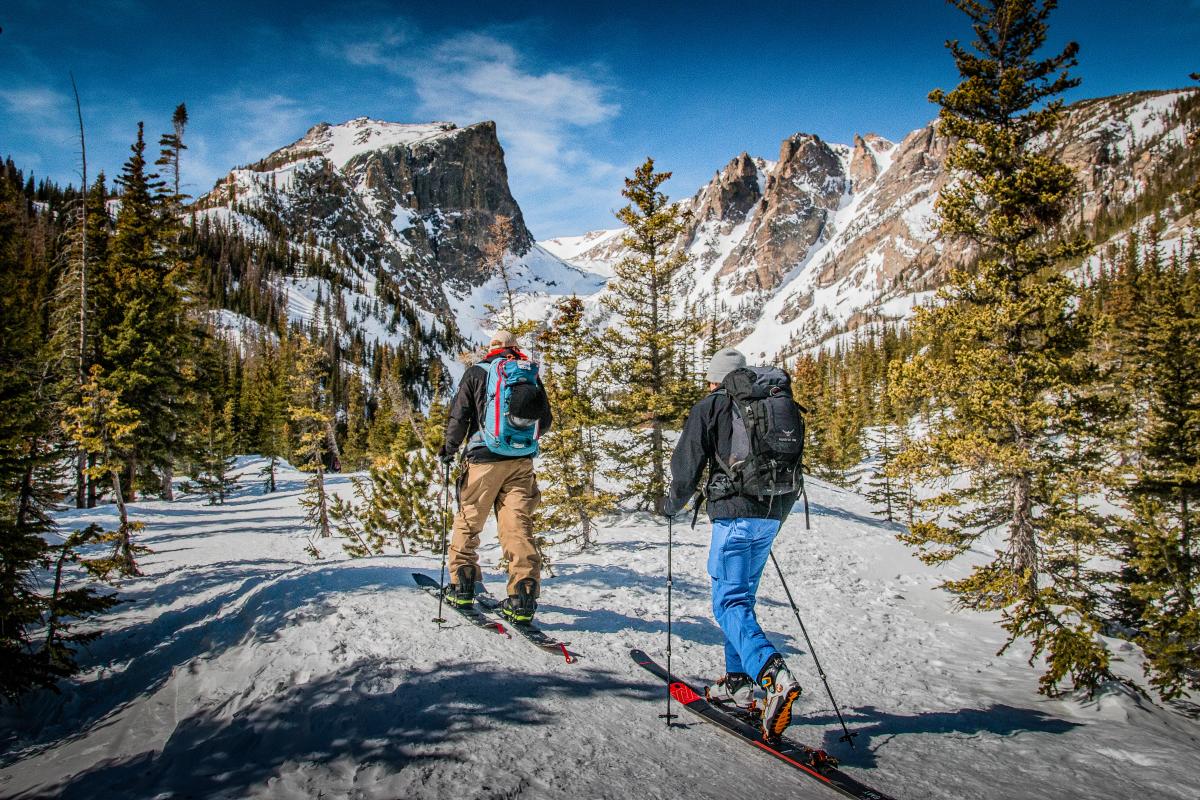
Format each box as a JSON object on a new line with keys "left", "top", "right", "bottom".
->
{"left": 657, "top": 348, "right": 803, "bottom": 740}
{"left": 710, "top": 517, "right": 782, "bottom": 684}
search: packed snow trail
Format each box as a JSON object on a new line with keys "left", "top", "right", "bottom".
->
{"left": 1, "top": 458, "right": 1197, "bottom": 799}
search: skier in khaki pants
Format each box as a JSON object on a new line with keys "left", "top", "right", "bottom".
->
{"left": 437, "top": 331, "right": 553, "bottom": 623}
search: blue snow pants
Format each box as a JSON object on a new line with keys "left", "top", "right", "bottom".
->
{"left": 708, "top": 517, "right": 782, "bottom": 682}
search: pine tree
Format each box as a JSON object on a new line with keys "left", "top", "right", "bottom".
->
{"left": 864, "top": 424, "right": 906, "bottom": 523}
{"left": 890, "top": 0, "right": 1115, "bottom": 695}
{"left": 64, "top": 367, "right": 145, "bottom": 576}
{"left": 68, "top": 74, "right": 91, "bottom": 509}
{"left": 536, "top": 296, "right": 617, "bottom": 549}
{"left": 289, "top": 337, "right": 333, "bottom": 554}
{"left": 341, "top": 372, "right": 370, "bottom": 471}
{"left": 155, "top": 103, "right": 189, "bottom": 210}
{"left": 0, "top": 167, "right": 113, "bottom": 699}
{"left": 193, "top": 397, "right": 239, "bottom": 505}
{"left": 330, "top": 432, "right": 446, "bottom": 558}
{"left": 1114, "top": 242, "right": 1200, "bottom": 700}
{"left": 601, "top": 158, "right": 702, "bottom": 506}
{"left": 97, "top": 123, "right": 187, "bottom": 501}
{"left": 245, "top": 335, "right": 289, "bottom": 493}
{"left": 480, "top": 214, "right": 532, "bottom": 334}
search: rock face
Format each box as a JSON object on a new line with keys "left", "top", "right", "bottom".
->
{"left": 198, "top": 117, "right": 533, "bottom": 314}
{"left": 547, "top": 88, "right": 1200, "bottom": 361}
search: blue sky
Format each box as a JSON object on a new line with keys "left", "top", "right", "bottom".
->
{"left": 2, "top": 1, "right": 1197, "bottom": 237}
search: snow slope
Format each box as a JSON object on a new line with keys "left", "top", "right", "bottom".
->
{"left": 2, "top": 459, "right": 1197, "bottom": 799}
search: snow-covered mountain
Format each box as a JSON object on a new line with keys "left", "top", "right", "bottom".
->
{"left": 194, "top": 117, "right": 604, "bottom": 357}
{"left": 544, "top": 88, "right": 1200, "bottom": 362}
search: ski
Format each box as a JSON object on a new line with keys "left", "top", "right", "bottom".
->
{"left": 631, "top": 649, "right": 896, "bottom": 800}
{"left": 412, "top": 573, "right": 510, "bottom": 638}
{"left": 475, "top": 591, "right": 577, "bottom": 663}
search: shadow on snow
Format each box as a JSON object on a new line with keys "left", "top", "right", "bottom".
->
{"left": 797, "top": 703, "right": 1082, "bottom": 768}
{"left": 15, "top": 661, "right": 653, "bottom": 800}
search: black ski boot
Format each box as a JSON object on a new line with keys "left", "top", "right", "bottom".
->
{"left": 499, "top": 578, "right": 538, "bottom": 625}
{"left": 443, "top": 566, "right": 477, "bottom": 608}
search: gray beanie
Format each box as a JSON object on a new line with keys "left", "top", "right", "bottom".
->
{"left": 706, "top": 347, "right": 746, "bottom": 384}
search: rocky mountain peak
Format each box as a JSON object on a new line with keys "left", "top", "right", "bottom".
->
{"left": 198, "top": 116, "right": 535, "bottom": 317}
{"left": 848, "top": 133, "right": 894, "bottom": 190}
{"left": 694, "top": 152, "right": 764, "bottom": 226}
{"left": 281, "top": 117, "right": 463, "bottom": 169}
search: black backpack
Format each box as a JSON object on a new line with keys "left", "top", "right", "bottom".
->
{"left": 714, "top": 366, "right": 805, "bottom": 499}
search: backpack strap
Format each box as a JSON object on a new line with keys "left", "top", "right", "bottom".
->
{"left": 707, "top": 389, "right": 743, "bottom": 500}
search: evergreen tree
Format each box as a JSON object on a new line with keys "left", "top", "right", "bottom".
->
{"left": 330, "top": 432, "right": 445, "bottom": 558}
{"left": 97, "top": 123, "right": 187, "bottom": 500}
{"left": 535, "top": 296, "right": 617, "bottom": 549}
{"left": 864, "top": 424, "right": 907, "bottom": 523}
{"left": 0, "top": 167, "right": 113, "bottom": 699}
{"left": 155, "top": 103, "right": 189, "bottom": 209}
{"left": 289, "top": 337, "right": 333, "bottom": 554}
{"left": 193, "top": 397, "right": 239, "bottom": 505}
{"left": 890, "top": 0, "right": 1114, "bottom": 695}
{"left": 64, "top": 367, "right": 145, "bottom": 576}
{"left": 1113, "top": 242, "right": 1200, "bottom": 700}
{"left": 341, "top": 372, "right": 370, "bottom": 471}
{"left": 601, "top": 158, "right": 702, "bottom": 506}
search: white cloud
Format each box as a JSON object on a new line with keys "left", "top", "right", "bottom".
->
{"left": 0, "top": 84, "right": 75, "bottom": 144}
{"left": 333, "top": 26, "right": 624, "bottom": 236}
{"left": 185, "top": 91, "right": 317, "bottom": 193}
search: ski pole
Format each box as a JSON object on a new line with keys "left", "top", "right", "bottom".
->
{"left": 434, "top": 462, "right": 451, "bottom": 625}
{"left": 802, "top": 482, "right": 811, "bottom": 530}
{"left": 660, "top": 513, "right": 678, "bottom": 727}
{"left": 769, "top": 551, "right": 857, "bottom": 747}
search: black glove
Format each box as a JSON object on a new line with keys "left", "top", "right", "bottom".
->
{"left": 437, "top": 446, "right": 456, "bottom": 466}
{"left": 654, "top": 495, "right": 677, "bottom": 519}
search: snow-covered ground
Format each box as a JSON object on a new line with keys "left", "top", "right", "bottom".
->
{"left": 2, "top": 458, "right": 1197, "bottom": 799}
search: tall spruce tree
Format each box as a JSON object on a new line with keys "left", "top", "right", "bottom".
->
{"left": 193, "top": 396, "right": 239, "bottom": 505}
{"left": 98, "top": 123, "right": 187, "bottom": 500}
{"left": 1114, "top": 242, "right": 1200, "bottom": 700}
{"left": 536, "top": 296, "right": 616, "bottom": 548}
{"left": 890, "top": 0, "right": 1115, "bottom": 695}
{"left": 153, "top": 104, "right": 191, "bottom": 500}
{"left": 601, "top": 158, "right": 702, "bottom": 506}
{"left": 289, "top": 336, "right": 333, "bottom": 554}
{"left": 864, "top": 424, "right": 906, "bottom": 523}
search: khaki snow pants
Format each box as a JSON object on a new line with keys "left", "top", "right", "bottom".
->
{"left": 448, "top": 458, "right": 542, "bottom": 597}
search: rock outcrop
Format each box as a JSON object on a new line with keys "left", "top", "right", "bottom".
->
{"left": 199, "top": 117, "right": 533, "bottom": 314}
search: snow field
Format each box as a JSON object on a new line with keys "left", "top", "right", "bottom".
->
{"left": 1, "top": 458, "right": 1197, "bottom": 799}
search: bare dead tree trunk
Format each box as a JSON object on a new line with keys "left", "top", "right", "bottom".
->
{"left": 325, "top": 420, "right": 341, "bottom": 470}
{"left": 111, "top": 463, "right": 139, "bottom": 575}
{"left": 71, "top": 73, "right": 89, "bottom": 509}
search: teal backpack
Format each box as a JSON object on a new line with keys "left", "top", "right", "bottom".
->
{"left": 471, "top": 357, "right": 545, "bottom": 457}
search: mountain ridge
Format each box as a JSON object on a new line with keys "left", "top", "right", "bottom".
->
{"left": 544, "top": 86, "right": 1199, "bottom": 362}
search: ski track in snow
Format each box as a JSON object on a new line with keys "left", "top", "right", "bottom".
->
{"left": 1, "top": 458, "right": 1197, "bottom": 800}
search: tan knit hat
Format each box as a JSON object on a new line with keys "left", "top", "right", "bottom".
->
{"left": 489, "top": 330, "right": 518, "bottom": 348}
